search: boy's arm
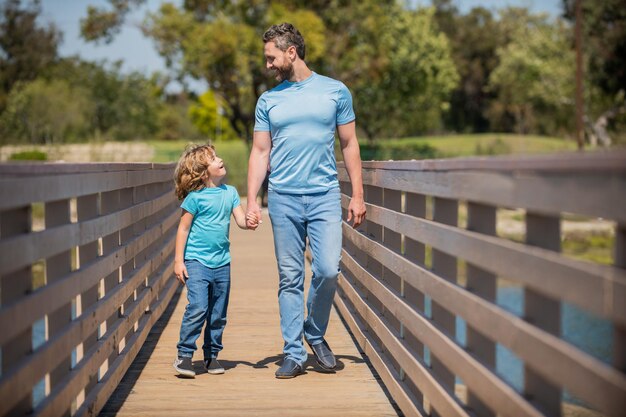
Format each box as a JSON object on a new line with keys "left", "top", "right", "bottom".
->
{"left": 232, "top": 205, "right": 250, "bottom": 229}
{"left": 174, "top": 210, "right": 193, "bottom": 285}
{"left": 338, "top": 121, "right": 366, "bottom": 228}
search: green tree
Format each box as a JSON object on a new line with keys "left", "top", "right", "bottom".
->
{"left": 81, "top": 1, "right": 458, "bottom": 141}
{"left": 350, "top": 7, "right": 458, "bottom": 138}
{"left": 0, "top": 78, "right": 94, "bottom": 144}
{"left": 488, "top": 10, "right": 575, "bottom": 135}
{"left": 434, "top": 3, "right": 503, "bottom": 133}
{"left": 0, "top": 0, "right": 61, "bottom": 112}
{"left": 47, "top": 58, "right": 163, "bottom": 140}
{"left": 188, "top": 90, "right": 237, "bottom": 141}
{"left": 563, "top": 0, "right": 626, "bottom": 145}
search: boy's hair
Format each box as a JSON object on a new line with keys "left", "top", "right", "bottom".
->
{"left": 263, "top": 22, "right": 306, "bottom": 60}
{"left": 174, "top": 144, "right": 216, "bottom": 200}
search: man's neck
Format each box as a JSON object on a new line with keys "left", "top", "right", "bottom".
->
{"left": 289, "top": 61, "right": 312, "bottom": 83}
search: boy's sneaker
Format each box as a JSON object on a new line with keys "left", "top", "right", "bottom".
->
{"left": 204, "top": 358, "right": 225, "bottom": 375}
{"left": 173, "top": 356, "right": 195, "bottom": 378}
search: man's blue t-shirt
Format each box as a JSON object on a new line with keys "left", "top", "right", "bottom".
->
{"left": 181, "top": 184, "right": 240, "bottom": 268}
{"left": 254, "top": 72, "right": 356, "bottom": 194}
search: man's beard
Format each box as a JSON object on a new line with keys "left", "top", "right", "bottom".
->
{"left": 275, "top": 61, "right": 294, "bottom": 82}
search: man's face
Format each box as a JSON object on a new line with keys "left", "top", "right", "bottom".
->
{"left": 264, "top": 41, "right": 294, "bottom": 82}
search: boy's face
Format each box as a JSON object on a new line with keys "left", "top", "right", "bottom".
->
{"left": 207, "top": 154, "right": 226, "bottom": 181}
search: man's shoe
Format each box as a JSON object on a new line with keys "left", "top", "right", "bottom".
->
{"left": 307, "top": 339, "right": 336, "bottom": 370}
{"left": 173, "top": 356, "right": 195, "bottom": 378}
{"left": 275, "top": 358, "right": 304, "bottom": 379}
{"left": 204, "top": 358, "right": 225, "bottom": 375}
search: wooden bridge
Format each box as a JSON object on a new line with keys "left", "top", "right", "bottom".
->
{"left": 0, "top": 152, "right": 625, "bottom": 417}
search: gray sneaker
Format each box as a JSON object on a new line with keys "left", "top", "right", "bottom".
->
{"left": 173, "top": 356, "right": 195, "bottom": 378}
{"left": 204, "top": 358, "right": 225, "bottom": 375}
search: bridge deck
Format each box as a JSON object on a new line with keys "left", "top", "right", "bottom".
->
{"left": 100, "top": 211, "right": 399, "bottom": 417}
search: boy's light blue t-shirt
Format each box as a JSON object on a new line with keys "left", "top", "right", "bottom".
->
{"left": 181, "top": 184, "right": 240, "bottom": 268}
{"left": 254, "top": 72, "right": 356, "bottom": 194}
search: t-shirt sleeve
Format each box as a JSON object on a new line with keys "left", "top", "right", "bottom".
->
{"left": 180, "top": 193, "right": 197, "bottom": 215}
{"left": 230, "top": 186, "right": 241, "bottom": 208}
{"left": 336, "top": 83, "right": 356, "bottom": 126}
{"left": 254, "top": 94, "right": 270, "bottom": 132}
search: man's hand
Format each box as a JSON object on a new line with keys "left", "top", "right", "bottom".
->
{"left": 246, "top": 201, "right": 262, "bottom": 230}
{"left": 174, "top": 261, "right": 188, "bottom": 285}
{"left": 347, "top": 195, "right": 366, "bottom": 228}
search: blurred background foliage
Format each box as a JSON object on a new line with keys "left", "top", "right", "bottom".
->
{"left": 0, "top": 0, "right": 624, "bottom": 152}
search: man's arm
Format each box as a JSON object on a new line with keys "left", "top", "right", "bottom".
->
{"left": 337, "top": 121, "right": 366, "bottom": 228}
{"left": 247, "top": 130, "right": 272, "bottom": 228}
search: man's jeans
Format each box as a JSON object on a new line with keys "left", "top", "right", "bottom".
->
{"left": 268, "top": 188, "right": 342, "bottom": 366}
{"left": 177, "top": 260, "right": 230, "bottom": 359}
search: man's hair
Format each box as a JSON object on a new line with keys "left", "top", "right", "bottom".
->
{"left": 263, "top": 23, "right": 306, "bottom": 60}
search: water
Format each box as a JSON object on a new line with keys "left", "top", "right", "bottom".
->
{"left": 455, "top": 286, "right": 613, "bottom": 406}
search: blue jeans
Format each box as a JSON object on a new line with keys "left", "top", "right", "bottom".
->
{"left": 177, "top": 260, "right": 230, "bottom": 359}
{"left": 268, "top": 188, "right": 342, "bottom": 366}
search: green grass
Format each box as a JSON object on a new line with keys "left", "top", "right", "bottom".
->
{"left": 370, "top": 133, "right": 577, "bottom": 158}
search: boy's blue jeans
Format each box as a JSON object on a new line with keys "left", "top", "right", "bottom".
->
{"left": 177, "top": 260, "right": 230, "bottom": 359}
{"left": 268, "top": 188, "right": 342, "bottom": 366}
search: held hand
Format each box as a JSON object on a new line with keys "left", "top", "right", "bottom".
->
{"left": 246, "top": 212, "right": 261, "bottom": 230}
{"left": 246, "top": 201, "right": 263, "bottom": 230}
{"left": 347, "top": 196, "right": 366, "bottom": 228}
{"left": 174, "top": 261, "right": 188, "bottom": 285}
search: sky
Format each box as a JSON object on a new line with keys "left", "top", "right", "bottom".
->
{"left": 38, "top": 0, "right": 562, "bottom": 91}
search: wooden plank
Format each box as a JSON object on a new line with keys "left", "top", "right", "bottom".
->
{"left": 0, "top": 190, "right": 177, "bottom": 275}
{"left": 338, "top": 268, "right": 472, "bottom": 417}
{"left": 341, "top": 249, "right": 543, "bottom": 417}
{"left": 334, "top": 286, "right": 425, "bottom": 417}
{"left": 0, "top": 163, "right": 174, "bottom": 175}
{"left": 74, "top": 270, "right": 178, "bottom": 417}
{"left": 0, "top": 168, "right": 174, "bottom": 211}
{"left": 0, "top": 234, "right": 175, "bottom": 416}
{"left": 0, "top": 210, "right": 178, "bottom": 347}
{"left": 35, "top": 260, "right": 175, "bottom": 417}
{"left": 342, "top": 196, "right": 626, "bottom": 326}
{"left": 343, "top": 224, "right": 626, "bottom": 416}
{"left": 96, "top": 219, "right": 399, "bottom": 417}
{"left": 354, "top": 150, "right": 626, "bottom": 172}
{"left": 339, "top": 167, "right": 626, "bottom": 224}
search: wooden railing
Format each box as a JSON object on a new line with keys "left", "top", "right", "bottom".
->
{"left": 0, "top": 163, "right": 179, "bottom": 417}
{"left": 337, "top": 152, "right": 626, "bottom": 417}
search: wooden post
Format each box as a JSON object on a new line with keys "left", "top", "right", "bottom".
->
{"left": 403, "top": 192, "right": 426, "bottom": 406}
{"left": 524, "top": 212, "right": 561, "bottom": 417}
{"left": 365, "top": 185, "right": 385, "bottom": 350}
{"left": 430, "top": 197, "right": 458, "bottom": 416}
{"left": 100, "top": 190, "right": 121, "bottom": 380}
{"left": 383, "top": 188, "right": 403, "bottom": 375}
{"left": 614, "top": 224, "right": 626, "bottom": 372}
{"left": 76, "top": 193, "right": 100, "bottom": 405}
{"left": 0, "top": 206, "right": 33, "bottom": 414}
{"left": 466, "top": 202, "right": 497, "bottom": 417}
{"left": 45, "top": 198, "right": 73, "bottom": 416}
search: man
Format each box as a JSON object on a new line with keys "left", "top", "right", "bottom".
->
{"left": 246, "top": 22, "right": 366, "bottom": 379}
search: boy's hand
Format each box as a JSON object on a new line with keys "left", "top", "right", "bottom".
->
{"left": 174, "top": 261, "right": 188, "bottom": 285}
{"left": 246, "top": 211, "right": 261, "bottom": 230}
